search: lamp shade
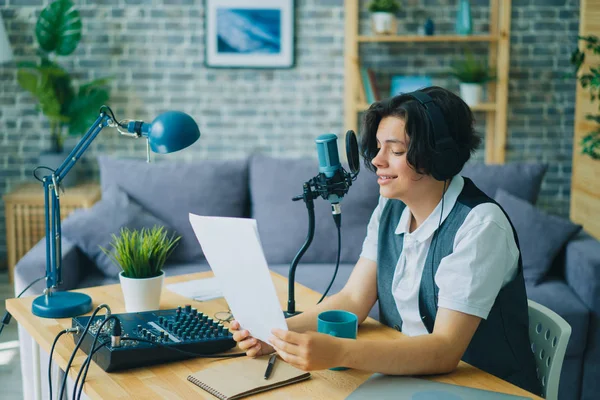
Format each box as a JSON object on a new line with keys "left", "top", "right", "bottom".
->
{"left": 133, "top": 111, "right": 200, "bottom": 154}
{"left": 0, "top": 15, "right": 13, "bottom": 64}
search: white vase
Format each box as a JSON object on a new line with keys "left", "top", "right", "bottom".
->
{"left": 460, "top": 83, "right": 483, "bottom": 106}
{"left": 371, "top": 12, "right": 396, "bottom": 35}
{"left": 119, "top": 271, "right": 165, "bottom": 312}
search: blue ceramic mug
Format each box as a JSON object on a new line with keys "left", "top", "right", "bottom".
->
{"left": 317, "top": 310, "right": 358, "bottom": 371}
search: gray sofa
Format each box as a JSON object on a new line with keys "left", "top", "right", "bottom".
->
{"left": 14, "top": 155, "right": 600, "bottom": 400}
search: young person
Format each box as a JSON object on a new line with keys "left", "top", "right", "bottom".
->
{"left": 230, "top": 86, "right": 541, "bottom": 395}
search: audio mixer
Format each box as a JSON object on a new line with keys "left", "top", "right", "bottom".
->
{"left": 71, "top": 305, "right": 236, "bottom": 372}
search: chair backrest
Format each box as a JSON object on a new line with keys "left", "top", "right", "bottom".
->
{"left": 527, "top": 300, "right": 572, "bottom": 400}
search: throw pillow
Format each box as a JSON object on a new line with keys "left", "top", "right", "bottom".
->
{"left": 98, "top": 156, "right": 249, "bottom": 263}
{"left": 461, "top": 163, "right": 547, "bottom": 204}
{"left": 62, "top": 185, "right": 175, "bottom": 277}
{"left": 494, "top": 189, "right": 582, "bottom": 284}
{"left": 249, "top": 155, "right": 380, "bottom": 264}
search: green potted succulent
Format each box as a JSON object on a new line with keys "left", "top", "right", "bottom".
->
{"left": 17, "top": 0, "right": 111, "bottom": 185}
{"left": 368, "top": 0, "right": 401, "bottom": 35}
{"left": 571, "top": 35, "right": 600, "bottom": 160}
{"left": 449, "top": 51, "right": 495, "bottom": 106}
{"left": 101, "top": 226, "right": 181, "bottom": 312}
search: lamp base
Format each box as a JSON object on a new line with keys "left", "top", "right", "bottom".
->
{"left": 32, "top": 291, "right": 93, "bottom": 318}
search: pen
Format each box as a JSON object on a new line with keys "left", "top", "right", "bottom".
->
{"left": 264, "top": 354, "right": 277, "bottom": 380}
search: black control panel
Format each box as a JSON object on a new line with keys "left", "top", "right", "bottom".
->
{"left": 72, "top": 305, "right": 236, "bottom": 372}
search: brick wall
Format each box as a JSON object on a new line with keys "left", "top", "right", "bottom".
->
{"left": 0, "top": 0, "right": 581, "bottom": 262}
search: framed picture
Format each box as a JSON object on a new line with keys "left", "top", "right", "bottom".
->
{"left": 204, "top": 0, "right": 295, "bottom": 68}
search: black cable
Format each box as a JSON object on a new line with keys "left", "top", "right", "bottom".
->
{"left": 0, "top": 276, "right": 45, "bottom": 337}
{"left": 58, "top": 305, "right": 110, "bottom": 400}
{"left": 48, "top": 327, "right": 77, "bottom": 400}
{"left": 75, "top": 315, "right": 118, "bottom": 400}
{"left": 33, "top": 166, "right": 56, "bottom": 182}
{"left": 318, "top": 214, "right": 342, "bottom": 304}
{"left": 99, "top": 105, "right": 126, "bottom": 128}
{"left": 74, "top": 322, "right": 246, "bottom": 399}
{"left": 74, "top": 340, "right": 109, "bottom": 400}
{"left": 430, "top": 180, "right": 448, "bottom": 305}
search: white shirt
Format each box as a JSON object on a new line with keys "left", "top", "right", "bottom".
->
{"left": 360, "top": 175, "right": 519, "bottom": 336}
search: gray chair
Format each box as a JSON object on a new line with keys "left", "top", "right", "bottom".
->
{"left": 528, "top": 300, "right": 572, "bottom": 400}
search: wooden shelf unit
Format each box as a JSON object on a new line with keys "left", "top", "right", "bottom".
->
{"left": 3, "top": 182, "right": 101, "bottom": 283}
{"left": 344, "top": 0, "right": 512, "bottom": 164}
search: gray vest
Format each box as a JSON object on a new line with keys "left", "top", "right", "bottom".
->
{"left": 377, "top": 178, "right": 541, "bottom": 396}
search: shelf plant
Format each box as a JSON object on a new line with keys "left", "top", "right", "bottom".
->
{"left": 16, "top": 0, "right": 111, "bottom": 153}
{"left": 449, "top": 51, "right": 495, "bottom": 106}
{"left": 571, "top": 35, "right": 600, "bottom": 160}
{"left": 367, "top": 0, "right": 401, "bottom": 35}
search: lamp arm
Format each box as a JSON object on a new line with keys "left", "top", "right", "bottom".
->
{"left": 54, "top": 113, "right": 112, "bottom": 182}
{"left": 44, "top": 113, "right": 112, "bottom": 290}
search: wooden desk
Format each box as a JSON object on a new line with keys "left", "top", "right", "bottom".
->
{"left": 6, "top": 272, "right": 541, "bottom": 399}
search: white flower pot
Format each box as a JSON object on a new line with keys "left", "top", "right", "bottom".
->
{"left": 119, "top": 271, "right": 165, "bottom": 312}
{"left": 371, "top": 12, "right": 396, "bottom": 35}
{"left": 460, "top": 83, "right": 483, "bottom": 106}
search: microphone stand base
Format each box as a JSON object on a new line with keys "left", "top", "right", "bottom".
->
{"left": 284, "top": 310, "right": 303, "bottom": 319}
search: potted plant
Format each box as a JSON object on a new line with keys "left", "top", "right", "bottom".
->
{"left": 16, "top": 0, "right": 111, "bottom": 186}
{"left": 101, "top": 226, "right": 181, "bottom": 312}
{"left": 571, "top": 35, "right": 600, "bottom": 160}
{"left": 368, "top": 0, "right": 401, "bottom": 35}
{"left": 449, "top": 51, "right": 495, "bottom": 106}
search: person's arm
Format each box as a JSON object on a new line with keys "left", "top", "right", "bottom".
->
{"left": 232, "top": 256, "right": 378, "bottom": 356}
{"left": 270, "top": 307, "right": 481, "bottom": 374}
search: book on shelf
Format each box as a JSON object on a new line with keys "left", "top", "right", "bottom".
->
{"left": 390, "top": 75, "right": 432, "bottom": 97}
{"left": 360, "top": 67, "right": 381, "bottom": 104}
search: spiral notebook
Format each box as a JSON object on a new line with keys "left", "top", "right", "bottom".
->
{"left": 187, "top": 355, "right": 311, "bottom": 399}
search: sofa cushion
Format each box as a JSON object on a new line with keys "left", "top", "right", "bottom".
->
{"left": 62, "top": 185, "right": 173, "bottom": 277}
{"left": 250, "top": 155, "right": 379, "bottom": 265}
{"left": 495, "top": 189, "right": 582, "bottom": 284}
{"left": 526, "top": 280, "right": 589, "bottom": 357}
{"left": 98, "top": 156, "right": 249, "bottom": 263}
{"left": 461, "top": 162, "right": 547, "bottom": 204}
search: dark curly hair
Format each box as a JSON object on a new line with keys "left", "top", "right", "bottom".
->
{"left": 360, "top": 86, "right": 481, "bottom": 175}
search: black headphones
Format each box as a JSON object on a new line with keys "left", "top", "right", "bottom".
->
{"left": 403, "top": 90, "right": 464, "bottom": 181}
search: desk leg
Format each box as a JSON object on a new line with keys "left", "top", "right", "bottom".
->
{"left": 32, "top": 339, "right": 41, "bottom": 400}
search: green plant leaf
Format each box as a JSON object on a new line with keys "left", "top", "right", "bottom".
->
{"left": 36, "top": 0, "right": 82, "bottom": 56}
{"left": 66, "top": 86, "right": 110, "bottom": 136}
{"left": 368, "top": 0, "right": 400, "bottom": 13}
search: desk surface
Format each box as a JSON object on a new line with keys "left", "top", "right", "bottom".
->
{"left": 7, "top": 272, "right": 542, "bottom": 399}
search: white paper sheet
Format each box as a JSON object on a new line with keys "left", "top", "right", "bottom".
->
{"left": 166, "top": 277, "right": 223, "bottom": 302}
{"left": 188, "top": 214, "right": 288, "bottom": 343}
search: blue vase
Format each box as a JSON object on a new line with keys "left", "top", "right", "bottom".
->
{"left": 424, "top": 18, "right": 435, "bottom": 35}
{"left": 455, "top": 0, "right": 472, "bottom": 35}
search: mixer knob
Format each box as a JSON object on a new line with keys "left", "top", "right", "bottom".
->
{"left": 184, "top": 304, "right": 192, "bottom": 313}
{"left": 191, "top": 308, "right": 197, "bottom": 316}
{"left": 177, "top": 306, "right": 182, "bottom": 312}
{"left": 137, "top": 325, "right": 143, "bottom": 332}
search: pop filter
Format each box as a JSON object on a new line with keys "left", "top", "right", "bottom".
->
{"left": 345, "top": 130, "right": 360, "bottom": 176}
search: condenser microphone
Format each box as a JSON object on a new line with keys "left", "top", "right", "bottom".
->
{"left": 316, "top": 133, "right": 342, "bottom": 179}
{"left": 315, "top": 134, "right": 347, "bottom": 208}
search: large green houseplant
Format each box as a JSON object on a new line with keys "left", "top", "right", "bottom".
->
{"left": 17, "top": 0, "right": 111, "bottom": 153}
{"left": 571, "top": 35, "right": 600, "bottom": 160}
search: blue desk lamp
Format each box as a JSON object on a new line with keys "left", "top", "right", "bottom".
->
{"left": 31, "top": 106, "right": 200, "bottom": 318}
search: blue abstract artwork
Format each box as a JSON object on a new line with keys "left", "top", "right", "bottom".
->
{"left": 216, "top": 8, "right": 281, "bottom": 54}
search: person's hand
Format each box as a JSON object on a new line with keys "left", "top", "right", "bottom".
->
{"left": 269, "top": 329, "right": 344, "bottom": 371}
{"left": 230, "top": 320, "right": 275, "bottom": 357}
